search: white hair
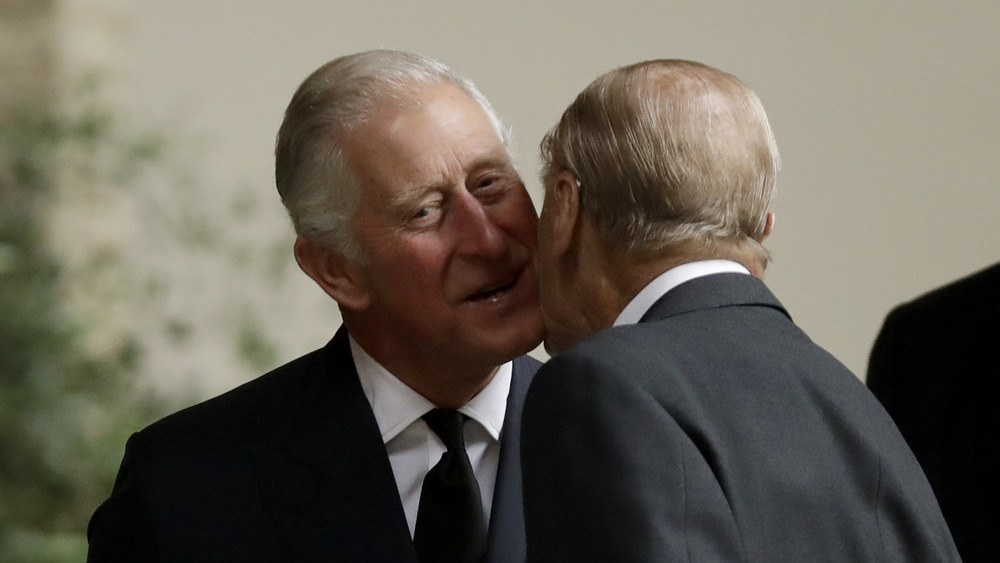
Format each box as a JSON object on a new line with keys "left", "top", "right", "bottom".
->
{"left": 275, "top": 49, "right": 510, "bottom": 260}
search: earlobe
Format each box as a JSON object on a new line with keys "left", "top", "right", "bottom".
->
{"left": 293, "top": 235, "right": 371, "bottom": 310}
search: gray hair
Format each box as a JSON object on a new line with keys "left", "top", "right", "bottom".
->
{"left": 541, "top": 59, "right": 780, "bottom": 262}
{"left": 275, "top": 49, "right": 510, "bottom": 260}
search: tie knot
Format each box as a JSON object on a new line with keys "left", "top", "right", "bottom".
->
{"left": 422, "top": 409, "right": 468, "bottom": 452}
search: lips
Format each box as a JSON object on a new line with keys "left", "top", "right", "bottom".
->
{"left": 466, "top": 269, "right": 522, "bottom": 303}
{"left": 469, "top": 278, "right": 517, "bottom": 301}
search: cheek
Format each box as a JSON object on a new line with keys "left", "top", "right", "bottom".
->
{"left": 494, "top": 195, "right": 539, "bottom": 246}
{"left": 399, "top": 251, "right": 446, "bottom": 282}
{"left": 539, "top": 271, "right": 560, "bottom": 316}
{"left": 369, "top": 241, "right": 448, "bottom": 289}
{"left": 537, "top": 211, "right": 555, "bottom": 250}
{"left": 534, "top": 260, "right": 556, "bottom": 316}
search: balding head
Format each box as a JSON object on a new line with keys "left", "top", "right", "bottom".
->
{"left": 541, "top": 59, "right": 779, "bottom": 265}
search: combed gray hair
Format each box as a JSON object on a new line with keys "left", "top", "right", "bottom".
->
{"left": 541, "top": 59, "right": 780, "bottom": 263}
{"left": 275, "top": 49, "right": 510, "bottom": 260}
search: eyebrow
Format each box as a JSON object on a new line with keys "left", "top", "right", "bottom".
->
{"left": 469, "top": 149, "right": 515, "bottom": 172}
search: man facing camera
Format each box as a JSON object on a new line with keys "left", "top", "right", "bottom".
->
{"left": 520, "top": 59, "right": 959, "bottom": 562}
{"left": 88, "top": 50, "right": 544, "bottom": 562}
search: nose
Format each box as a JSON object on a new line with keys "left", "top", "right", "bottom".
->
{"left": 449, "top": 191, "right": 507, "bottom": 259}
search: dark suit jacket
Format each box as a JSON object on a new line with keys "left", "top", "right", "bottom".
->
{"left": 868, "top": 262, "right": 999, "bottom": 562}
{"left": 522, "top": 273, "right": 959, "bottom": 562}
{"left": 88, "top": 328, "right": 540, "bottom": 562}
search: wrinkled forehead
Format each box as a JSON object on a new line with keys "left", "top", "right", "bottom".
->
{"left": 361, "top": 82, "right": 504, "bottom": 147}
{"left": 345, "top": 83, "right": 513, "bottom": 192}
{"left": 354, "top": 79, "right": 504, "bottom": 141}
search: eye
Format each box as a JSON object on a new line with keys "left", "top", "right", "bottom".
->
{"left": 470, "top": 172, "right": 513, "bottom": 203}
{"left": 407, "top": 196, "right": 444, "bottom": 227}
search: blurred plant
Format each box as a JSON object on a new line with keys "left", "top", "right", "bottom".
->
{"left": 0, "top": 76, "right": 173, "bottom": 562}
{"left": 0, "top": 63, "right": 298, "bottom": 560}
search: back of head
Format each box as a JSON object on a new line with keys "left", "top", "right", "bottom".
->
{"left": 275, "top": 49, "right": 508, "bottom": 260}
{"left": 541, "top": 59, "right": 779, "bottom": 264}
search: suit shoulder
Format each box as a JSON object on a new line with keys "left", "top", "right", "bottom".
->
{"left": 533, "top": 327, "right": 658, "bottom": 392}
{"left": 526, "top": 338, "right": 669, "bottom": 423}
{"left": 877, "top": 263, "right": 999, "bottom": 356}
{"left": 133, "top": 344, "right": 333, "bottom": 451}
{"left": 892, "top": 262, "right": 1000, "bottom": 321}
{"left": 543, "top": 320, "right": 698, "bottom": 372}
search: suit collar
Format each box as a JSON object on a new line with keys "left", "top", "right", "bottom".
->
{"left": 616, "top": 260, "right": 751, "bottom": 326}
{"left": 640, "top": 272, "right": 790, "bottom": 324}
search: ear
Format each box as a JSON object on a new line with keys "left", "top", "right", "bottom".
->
{"left": 759, "top": 210, "right": 775, "bottom": 243}
{"left": 293, "top": 235, "right": 371, "bottom": 310}
{"left": 542, "top": 171, "right": 583, "bottom": 256}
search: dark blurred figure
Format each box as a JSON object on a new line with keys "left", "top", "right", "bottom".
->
{"left": 868, "top": 261, "right": 1000, "bottom": 562}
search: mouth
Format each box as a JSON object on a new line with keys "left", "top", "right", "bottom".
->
{"left": 467, "top": 272, "right": 520, "bottom": 303}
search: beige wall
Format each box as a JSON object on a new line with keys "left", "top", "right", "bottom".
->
{"left": 77, "top": 0, "right": 999, "bottom": 391}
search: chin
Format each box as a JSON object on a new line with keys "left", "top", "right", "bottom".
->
{"left": 504, "top": 296, "right": 545, "bottom": 351}
{"left": 540, "top": 312, "right": 573, "bottom": 357}
{"left": 541, "top": 332, "right": 572, "bottom": 357}
{"left": 508, "top": 319, "right": 545, "bottom": 358}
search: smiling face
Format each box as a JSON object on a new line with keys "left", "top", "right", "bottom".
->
{"left": 340, "top": 82, "right": 544, "bottom": 390}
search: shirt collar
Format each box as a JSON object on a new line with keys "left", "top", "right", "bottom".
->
{"left": 350, "top": 336, "right": 511, "bottom": 444}
{"left": 614, "top": 259, "right": 751, "bottom": 327}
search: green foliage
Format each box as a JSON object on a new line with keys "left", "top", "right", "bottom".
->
{"left": 0, "top": 70, "right": 294, "bottom": 561}
{"left": 0, "top": 90, "right": 169, "bottom": 562}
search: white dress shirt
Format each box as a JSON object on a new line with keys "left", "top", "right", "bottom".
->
{"left": 614, "top": 259, "right": 751, "bottom": 326}
{"left": 350, "top": 336, "right": 510, "bottom": 538}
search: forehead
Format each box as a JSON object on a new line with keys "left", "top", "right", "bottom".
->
{"left": 344, "top": 83, "right": 510, "bottom": 196}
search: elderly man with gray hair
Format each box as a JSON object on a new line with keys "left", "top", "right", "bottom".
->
{"left": 520, "top": 59, "right": 960, "bottom": 562}
{"left": 89, "top": 50, "right": 544, "bottom": 562}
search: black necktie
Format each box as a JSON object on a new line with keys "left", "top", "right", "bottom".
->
{"left": 413, "top": 409, "right": 487, "bottom": 563}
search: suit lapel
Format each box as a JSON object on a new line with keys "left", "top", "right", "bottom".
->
{"left": 640, "top": 273, "right": 790, "bottom": 324}
{"left": 250, "top": 329, "right": 417, "bottom": 562}
{"left": 485, "top": 354, "right": 540, "bottom": 563}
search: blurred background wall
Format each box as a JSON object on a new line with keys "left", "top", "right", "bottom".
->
{"left": 1, "top": 1, "right": 998, "bottom": 557}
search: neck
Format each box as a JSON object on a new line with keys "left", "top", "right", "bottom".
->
{"left": 400, "top": 366, "right": 497, "bottom": 410}
{"left": 544, "top": 222, "right": 648, "bottom": 353}
{"left": 588, "top": 238, "right": 767, "bottom": 318}
{"left": 343, "top": 315, "right": 499, "bottom": 409}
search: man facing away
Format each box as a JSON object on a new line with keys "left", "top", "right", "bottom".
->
{"left": 88, "top": 49, "right": 545, "bottom": 562}
{"left": 520, "top": 59, "right": 960, "bottom": 562}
